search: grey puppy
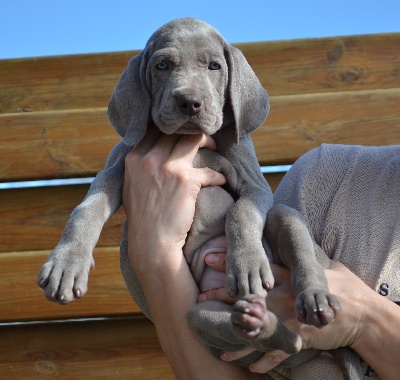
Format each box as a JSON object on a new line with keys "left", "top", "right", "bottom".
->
{"left": 38, "top": 18, "right": 342, "bottom": 376}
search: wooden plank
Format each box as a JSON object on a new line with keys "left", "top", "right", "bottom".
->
{"left": 0, "top": 174, "right": 283, "bottom": 253}
{"left": 0, "top": 108, "right": 119, "bottom": 181}
{"left": 0, "top": 51, "right": 134, "bottom": 114}
{"left": 265, "top": 172, "right": 286, "bottom": 193}
{"left": 253, "top": 88, "right": 400, "bottom": 165}
{"left": 240, "top": 32, "right": 400, "bottom": 97}
{"left": 0, "top": 185, "right": 126, "bottom": 253}
{"left": 1, "top": 87, "right": 399, "bottom": 181}
{"left": 0, "top": 318, "right": 174, "bottom": 379}
{"left": 1, "top": 33, "right": 399, "bottom": 114}
{"left": 0, "top": 247, "right": 139, "bottom": 322}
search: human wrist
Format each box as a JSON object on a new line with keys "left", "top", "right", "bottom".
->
{"left": 129, "top": 239, "right": 184, "bottom": 278}
{"left": 349, "top": 289, "right": 387, "bottom": 355}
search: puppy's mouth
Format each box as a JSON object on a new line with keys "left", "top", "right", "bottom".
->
{"left": 175, "top": 122, "right": 206, "bottom": 135}
{"left": 156, "top": 110, "right": 221, "bottom": 136}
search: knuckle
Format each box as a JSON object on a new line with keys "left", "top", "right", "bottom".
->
{"left": 124, "top": 150, "right": 138, "bottom": 165}
{"left": 140, "top": 154, "right": 159, "bottom": 172}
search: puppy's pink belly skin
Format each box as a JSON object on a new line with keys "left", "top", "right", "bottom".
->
{"left": 199, "top": 267, "right": 225, "bottom": 292}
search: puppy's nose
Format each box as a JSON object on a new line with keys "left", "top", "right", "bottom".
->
{"left": 175, "top": 93, "right": 203, "bottom": 116}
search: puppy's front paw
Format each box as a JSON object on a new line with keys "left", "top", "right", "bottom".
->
{"left": 37, "top": 245, "right": 94, "bottom": 304}
{"left": 295, "top": 290, "right": 341, "bottom": 328}
{"left": 226, "top": 246, "right": 273, "bottom": 297}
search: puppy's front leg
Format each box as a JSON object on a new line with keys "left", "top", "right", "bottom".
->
{"left": 38, "top": 141, "right": 131, "bottom": 304}
{"left": 215, "top": 133, "right": 274, "bottom": 297}
{"left": 225, "top": 184, "right": 273, "bottom": 297}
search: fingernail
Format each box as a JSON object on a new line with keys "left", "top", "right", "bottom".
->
{"left": 198, "top": 293, "right": 206, "bottom": 302}
{"left": 206, "top": 254, "right": 219, "bottom": 264}
{"left": 220, "top": 353, "right": 227, "bottom": 361}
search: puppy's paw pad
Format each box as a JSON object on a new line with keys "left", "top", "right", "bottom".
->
{"left": 231, "top": 295, "right": 270, "bottom": 339}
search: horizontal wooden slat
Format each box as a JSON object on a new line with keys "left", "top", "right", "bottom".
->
{"left": 0, "top": 51, "right": 134, "bottom": 114}
{"left": 265, "top": 172, "right": 286, "bottom": 192}
{"left": 1, "top": 33, "right": 399, "bottom": 114}
{"left": 253, "top": 88, "right": 400, "bottom": 165}
{"left": 0, "top": 185, "right": 125, "bottom": 253}
{"left": 241, "top": 33, "right": 400, "bottom": 97}
{"left": 0, "top": 108, "right": 119, "bottom": 181}
{"left": 0, "top": 172, "right": 283, "bottom": 254}
{"left": 0, "top": 318, "right": 174, "bottom": 379}
{"left": 0, "top": 247, "right": 138, "bottom": 322}
{"left": 1, "top": 87, "right": 399, "bottom": 181}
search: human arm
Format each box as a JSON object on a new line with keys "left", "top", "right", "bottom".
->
{"left": 202, "top": 253, "right": 400, "bottom": 379}
{"left": 122, "top": 129, "right": 260, "bottom": 380}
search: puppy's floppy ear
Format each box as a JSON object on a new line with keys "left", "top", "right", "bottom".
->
{"left": 107, "top": 51, "right": 151, "bottom": 146}
{"left": 225, "top": 45, "right": 270, "bottom": 141}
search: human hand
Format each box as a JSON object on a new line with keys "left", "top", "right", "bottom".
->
{"left": 122, "top": 128, "right": 226, "bottom": 273}
{"left": 202, "top": 253, "right": 366, "bottom": 373}
{"left": 197, "top": 252, "right": 238, "bottom": 304}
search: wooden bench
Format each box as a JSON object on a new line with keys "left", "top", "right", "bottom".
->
{"left": 1, "top": 32, "right": 399, "bottom": 378}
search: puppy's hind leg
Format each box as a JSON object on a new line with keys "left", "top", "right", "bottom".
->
{"left": 266, "top": 204, "right": 341, "bottom": 328}
{"left": 187, "top": 300, "right": 267, "bottom": 367}
{"left": 231, "top": 295, "right": 302, "bottom": 354}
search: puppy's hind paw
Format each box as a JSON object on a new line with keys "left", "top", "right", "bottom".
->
{"left": 231, "top": 295, "right": 268, "bottom": 339}
{"left": 231, "top": 295, "right": 301, "bottom": 354}
{"left": 295, "top": 290, "right": 341, "bottom": 328}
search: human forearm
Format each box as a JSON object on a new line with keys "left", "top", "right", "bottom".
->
{"left": 122, "top": 132, "right": 259, "bottom": 379}
{"left": 133, "top": 243, "right": 258, "bottom": 380}
{"left": 350, "top": 289, "right": 400, "bottom": 380}
{"left": 292, "top": 262, "right": 400, "bottom": 379}
{"left": 204, "top": 257, "right": 400, "bottom": 378}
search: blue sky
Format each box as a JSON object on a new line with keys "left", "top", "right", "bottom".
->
{"left": 1, "top": 0, "right": 399, "bottom": 59}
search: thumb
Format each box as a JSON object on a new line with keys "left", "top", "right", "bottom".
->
{"left": 196, "top": 167, "right": 226, "bottom": 188}
{"left": 205, "top": 252, "right": 226, "bottom": 272}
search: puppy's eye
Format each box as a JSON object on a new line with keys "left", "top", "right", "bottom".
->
{"left": 208, "top": 61, "right": 221, "bottom": 70}
{"left": 156, "top": 60, "right": 169, "bottom": 70}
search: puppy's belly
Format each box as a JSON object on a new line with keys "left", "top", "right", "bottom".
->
{"left": 199, "top": 266, "right": 226, "bottom": 293}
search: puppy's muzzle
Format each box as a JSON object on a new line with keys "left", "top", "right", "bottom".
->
{"left": 174, "top": 92, "right": 204, "bottom": 116}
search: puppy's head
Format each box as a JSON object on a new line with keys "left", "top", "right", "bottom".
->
{"left": 108, "top": 18, "right": 269, "bottom": 146}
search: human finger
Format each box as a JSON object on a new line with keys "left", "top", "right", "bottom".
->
{"left": 144, "top": 132, "right": 183, "bottom": 163}
{"left": 248, "top": 350, "right": 291, "bottom": 373}
{"left": 130, "top": 124, "right": 163, "bottom": 157}
{"left": 205, "top": 252, "right": 227, "bottom": 272}
{"left": 220, "top": 347, "right": 257, "bottom": 361}
{"left": 198, "top": 287, "right": 237, "bottom": 304}
{"left": 170, "top": 134, "right": 217, "bottom": 162}
{"left": 194, "top": 167, "right": 226, "bottom": 188}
